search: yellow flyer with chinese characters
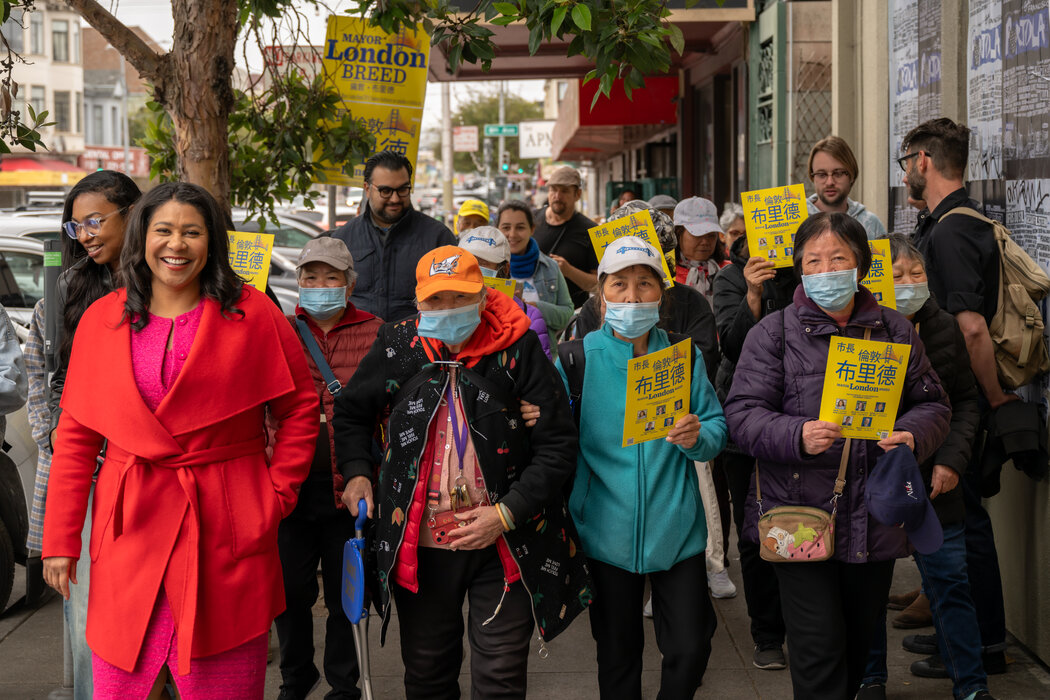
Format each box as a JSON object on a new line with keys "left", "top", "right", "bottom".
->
{"left": 740, "top": 183, "right": 807, "bottom": 268}
{"left": 623, "top": 339, "right": 692, "bottom": 447}
{"left": 227, "top": 231, "right": 274, "bottom": 292}
{"left": 818, "top": 336, "right": 912, "bottom": 440}
{"left": 588, "top": 209, "right": 674, "bottom": 288}
{"left": 860, "top": 239, "right": 896, "bottom": 309}
{"left": 483, "top": 276, "right": 516, "bottom": 298}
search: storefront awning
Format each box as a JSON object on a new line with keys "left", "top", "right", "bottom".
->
{"left": 427, "top": 3, "right": 755, "bottom": 81}
{"left": 551, "top": 77, "right": 679, "bottom": 161}
{"left": 0, "top": 157, "right": 87, "bottom": 186}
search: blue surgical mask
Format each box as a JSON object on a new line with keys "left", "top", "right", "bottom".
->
{"left": 479, "top": 266, "right": 500, "bottom": 278}
{"left": 801, "top": 268, "right": 857, "bottom": 312}
{"left": 894, "top": 281, "right": 930, "bottom": 316}
{"left": 299, "top": 286, "right": 347, "bottom": 320}
{"left": 604, "top": 300, "right": 661, "bottom": 339}
{"left": 418, "top": 303, "right": 482, "bottom": 345}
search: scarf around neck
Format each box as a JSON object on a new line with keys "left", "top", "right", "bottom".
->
{"left": 510, "top": 237, "right": 540, "bottom": 279}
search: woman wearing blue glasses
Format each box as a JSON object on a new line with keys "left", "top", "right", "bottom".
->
{"left": 43, "top": 170, "right": 141, "bottom": 700}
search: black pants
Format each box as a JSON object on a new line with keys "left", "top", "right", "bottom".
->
{"left": 587, "top": 554, "right": 717, "bottom": 700}
{"left": 392, "top": 546, "right": 533, "bottom": 700}
{"left": 775, "top": 559, "right": 894, "bottom": 699}
{"left": 710, "top": 454, "right": 733, "bottom": 565}
{"left": 723, "top": 450, "right": 785, "bottom": 647}
{"left": 275, "top": 476, "right": 360, "bottom": 699}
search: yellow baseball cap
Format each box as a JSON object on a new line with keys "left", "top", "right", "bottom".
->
{"left": 457, "top": 199, "right": 490, "bottom": 222}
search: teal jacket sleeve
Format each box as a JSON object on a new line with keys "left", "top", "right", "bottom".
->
{"left": 678, "top": 350, "right": 727, "bottom": 463}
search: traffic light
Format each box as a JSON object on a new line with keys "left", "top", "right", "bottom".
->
{"left": 500, "top": 151, "right": 510, "bottom": 172}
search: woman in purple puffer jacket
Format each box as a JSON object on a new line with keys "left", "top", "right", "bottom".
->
{"left": 723, "top": 213, "right": 950, "bottom": 699}
{"left": 458, "top": 226, "right": 553, "bottom": 359}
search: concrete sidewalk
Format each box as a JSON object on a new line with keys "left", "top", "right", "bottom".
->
{"left": 3, "top": 545, "right": 1049, "bottom": 699}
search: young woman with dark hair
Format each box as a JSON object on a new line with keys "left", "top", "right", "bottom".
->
{"left": 43, "top": 182, "right": 318, "bottom": 699}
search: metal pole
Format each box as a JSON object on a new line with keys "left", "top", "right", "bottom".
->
{"left": 441, "top": 82, "right": 454, "bottom": 228}
{"left": 327, "top": 185, "right": 337, "bottom": 229}
{"left": 498, "top": 81, "right": 506, "bottom": 202}
{"left": 120, "top": 54, "right": 130, "bottom": 172}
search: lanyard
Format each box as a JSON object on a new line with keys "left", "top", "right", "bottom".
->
{"left": 426, "top": 372, "right": 478, "bottom": 516}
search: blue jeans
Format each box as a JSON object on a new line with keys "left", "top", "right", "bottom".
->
{"left": 862, "top": 523, "right": 987, "bottom": 699}
{"left": 63, "top": 486, "right": 93, "bottom": 700}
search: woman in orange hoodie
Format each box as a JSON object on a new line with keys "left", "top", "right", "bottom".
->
{"left": 334, "top": 246, "right": 591, "bottom": 700}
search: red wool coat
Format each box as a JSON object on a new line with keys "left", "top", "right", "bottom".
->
{"left": 42, "top": 286, "right": 318, "bottom": 674}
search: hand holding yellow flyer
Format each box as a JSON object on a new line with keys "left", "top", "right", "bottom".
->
{"left": 860, "top": 239, "right": 896, "bottom": 309}
{"left": 588, "top": 209, "right": 674, "bottom": 288}
{"left": 227, "top": 231, "right": 274, "bottom": 292}
{"left": 741, "top": 184, "right": 807, "bottom": 268}
{"left": 623, "top": 339, "right": 692, "bottom": 447}
{"left": 818, "top": 336, "right": 912, "bottom": 439}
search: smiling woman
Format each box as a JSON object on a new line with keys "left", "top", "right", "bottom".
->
{"left": 42, "top": 182, "right": 319, "bottom": 699}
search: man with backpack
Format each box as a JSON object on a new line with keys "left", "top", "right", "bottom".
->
{"left": 900, "top": 117, "right": 1029, "bottom": 681}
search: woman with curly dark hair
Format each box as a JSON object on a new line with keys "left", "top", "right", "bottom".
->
{"left": 42, "top": 182, "right": 318, "bottom": 699}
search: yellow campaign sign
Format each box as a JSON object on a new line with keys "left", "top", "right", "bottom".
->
{"left": 483, "top": 276, "right": 516, "bottom": 298}
{"left": 227, "top": 231, "right": 274, "bottom": 292}
{"left": 741, "top": 184, "right": 808, "bottom": 269}
{"left": 623, "top": 339, "right": 692, "bottom": 447}
{"left": 860, "top": 239, "right": 896, "bottom": 310}
{"left": 818, "top": 336, "right": 912, "bottom": 440}
{"left": 319, "top": 18, "right": 431, "bottom": 187}
{"left": 587, "top": 209, "right": 674, "bottom": 288}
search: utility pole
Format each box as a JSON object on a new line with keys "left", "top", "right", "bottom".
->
{"left": 442, "top": 82, "right": 454, "bottom": 226}
{"left": 498, "top": 81, "right": 507, "bottom": 203}
{"left": 119, "top": 54, "right": 130, "bottom": 172}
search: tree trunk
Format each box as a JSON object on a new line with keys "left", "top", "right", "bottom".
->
{"left": 165, "top": 0, "right": 238, "bottom": 207}
{"left": 67, "top": 0, "right": 237, "bottom": 207}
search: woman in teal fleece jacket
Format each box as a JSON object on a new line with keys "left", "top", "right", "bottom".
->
{"left": 556, "top": 236, "right": 727, "bottom": 700}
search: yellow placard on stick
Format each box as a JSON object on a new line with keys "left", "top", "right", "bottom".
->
{"left": 227, "top": 231, "right": 274, "bottom": 292}
{"left": 818, "top": 336, "right": 912, "bottom": 440}
{"left": 588, "top": 209, "right": 674, "bottom": 288}
{"left": 623, "top": 339, "right": 692, "bottom": 447}
{"left": 741, "top": 184, "right": 808, "bottom": 268}
{"left": 483, "top": 276, "right": 516, "bottom": 298}
{"left": 318, "top": 18, "right": 431, "bottom": 187}
{"left": 860, "top": 239, "right": 896, "bottom": 310}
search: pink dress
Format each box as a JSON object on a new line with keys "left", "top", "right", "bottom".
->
{"left": 91, "top": 301, "right": 267, "bottom": 699}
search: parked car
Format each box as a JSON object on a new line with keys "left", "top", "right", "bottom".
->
{"left": 0, "top": 237, "right": 47, "bottom": 330}
{"left": 0, "top": 401, "right": 43, "bottom": 613}
{"left": 0, "top": 216, "right": 63, "bottom": 244}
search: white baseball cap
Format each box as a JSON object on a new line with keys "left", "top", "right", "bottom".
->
{"left": 597, "top": 235, "right": 664, "bottom": 277}
{"left": 457, "top": 226, "right": 510, "bottom": 265}
{"left": 674, "top": 196, "right": 722, "bottom": 237}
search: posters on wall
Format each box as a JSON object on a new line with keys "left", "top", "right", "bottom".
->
{"left": 888, "top": 0, "right": 925, "bottom": 233}
{"left": 968, "top": 0, "right": 1004, "bottom": 183}
{"left": 1002, "top": 0, "right": 1050, "bottom": 182}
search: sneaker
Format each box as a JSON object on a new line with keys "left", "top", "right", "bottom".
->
{"left": 707, "top": 569, "right": 737, "bottom": 599}
{"left": 752, "top": 645, "right": 787, "bottom": 670}
{"left": 971, "top": 692, "right": 997, "bottom": 699}
{"left": 277, "top": 669, "right": 321, "bottom": 700}
{"left": 910, "top": 654, "right": 949, "bottom": 678}
{"left": 643, "top": 595, "right": 653, "bottom": 618}
{"left": 855, "top": 682, "right": 887, "bottom": 700}
{"left": 903, "top": 633, "right": 938, "bottom": 655}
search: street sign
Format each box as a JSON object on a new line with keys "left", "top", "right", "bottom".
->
{"left": 518, "top": 120, "right": 556, "bottom": 159}
{"left": 484, "top": 123, "right": 519, "bottom": 137}
{"left": 453, "top": 125, "right": 479, "bottom": 152}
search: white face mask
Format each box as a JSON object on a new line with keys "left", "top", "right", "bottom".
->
{"left": 894, "top": 282, "right": 930, "bottom": 316}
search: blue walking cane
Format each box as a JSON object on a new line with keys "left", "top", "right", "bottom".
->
{"left": 342, "top": 499, "right": 374, "bottom": 700}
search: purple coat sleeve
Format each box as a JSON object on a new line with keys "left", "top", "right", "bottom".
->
{"left": 723, "top": 314, "right": 811, "bottom": 465}
{"left": 522, "top": 300, "right": 553, "bottom": 360}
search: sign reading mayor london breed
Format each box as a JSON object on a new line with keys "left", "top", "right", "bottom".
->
{"left": 320, "top": 18, "right": 430, "bottom": 187}
{"left": 818, "top": 337, "right": 911, "bottom": 440}
{"left": 741, "top": 183, "right": 807, "bottom": 269}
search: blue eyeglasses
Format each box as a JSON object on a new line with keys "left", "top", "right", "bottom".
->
{"left": 62, "top": 206, "right": 128, "bottom": 239}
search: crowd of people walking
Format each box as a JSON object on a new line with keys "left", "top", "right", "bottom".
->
{"left": 17, "top": 117, "right": 1018, "bottom": 700}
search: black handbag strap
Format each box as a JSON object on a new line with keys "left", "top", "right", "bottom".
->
{"left": 755, "top": 321, "right": 870, "bottom": 512}
{"left": 295, "top": 317, "right": 342, "bottom": 397}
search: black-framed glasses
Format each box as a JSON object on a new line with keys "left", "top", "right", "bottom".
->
{"left": 897, "top": 151, "right": 922, "bottom": 172}
{"left": 62, "top": 206, "right": 129, "bottom": 239}
{"left": 811, "top": 169, "right": 851, "bottom": 182}
{"left": 371, "top": 183, "right": 412, "bottom": 199}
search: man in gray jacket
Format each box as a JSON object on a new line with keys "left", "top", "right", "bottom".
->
{"left": 329, "top": 151, "right": 456, "bottom": 322}
{"left": 805, "top": 135, "right": 888, "bottom": 240}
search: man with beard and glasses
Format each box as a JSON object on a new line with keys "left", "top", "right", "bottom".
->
{"left": 899, "top": 118, "right": 1012, "bottom": 684}
{"left": 329, "top": 150, "right": 456, "bottom": 322}
{"left": 805, "top": 136, "right": 887, "bottom": 240}
{"left": 533, "top": 166, "right": 599, "bottom": 308}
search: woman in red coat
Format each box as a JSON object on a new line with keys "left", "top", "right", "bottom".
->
{"left": 42, "top": 182, "right": 319, "bottom": 699}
